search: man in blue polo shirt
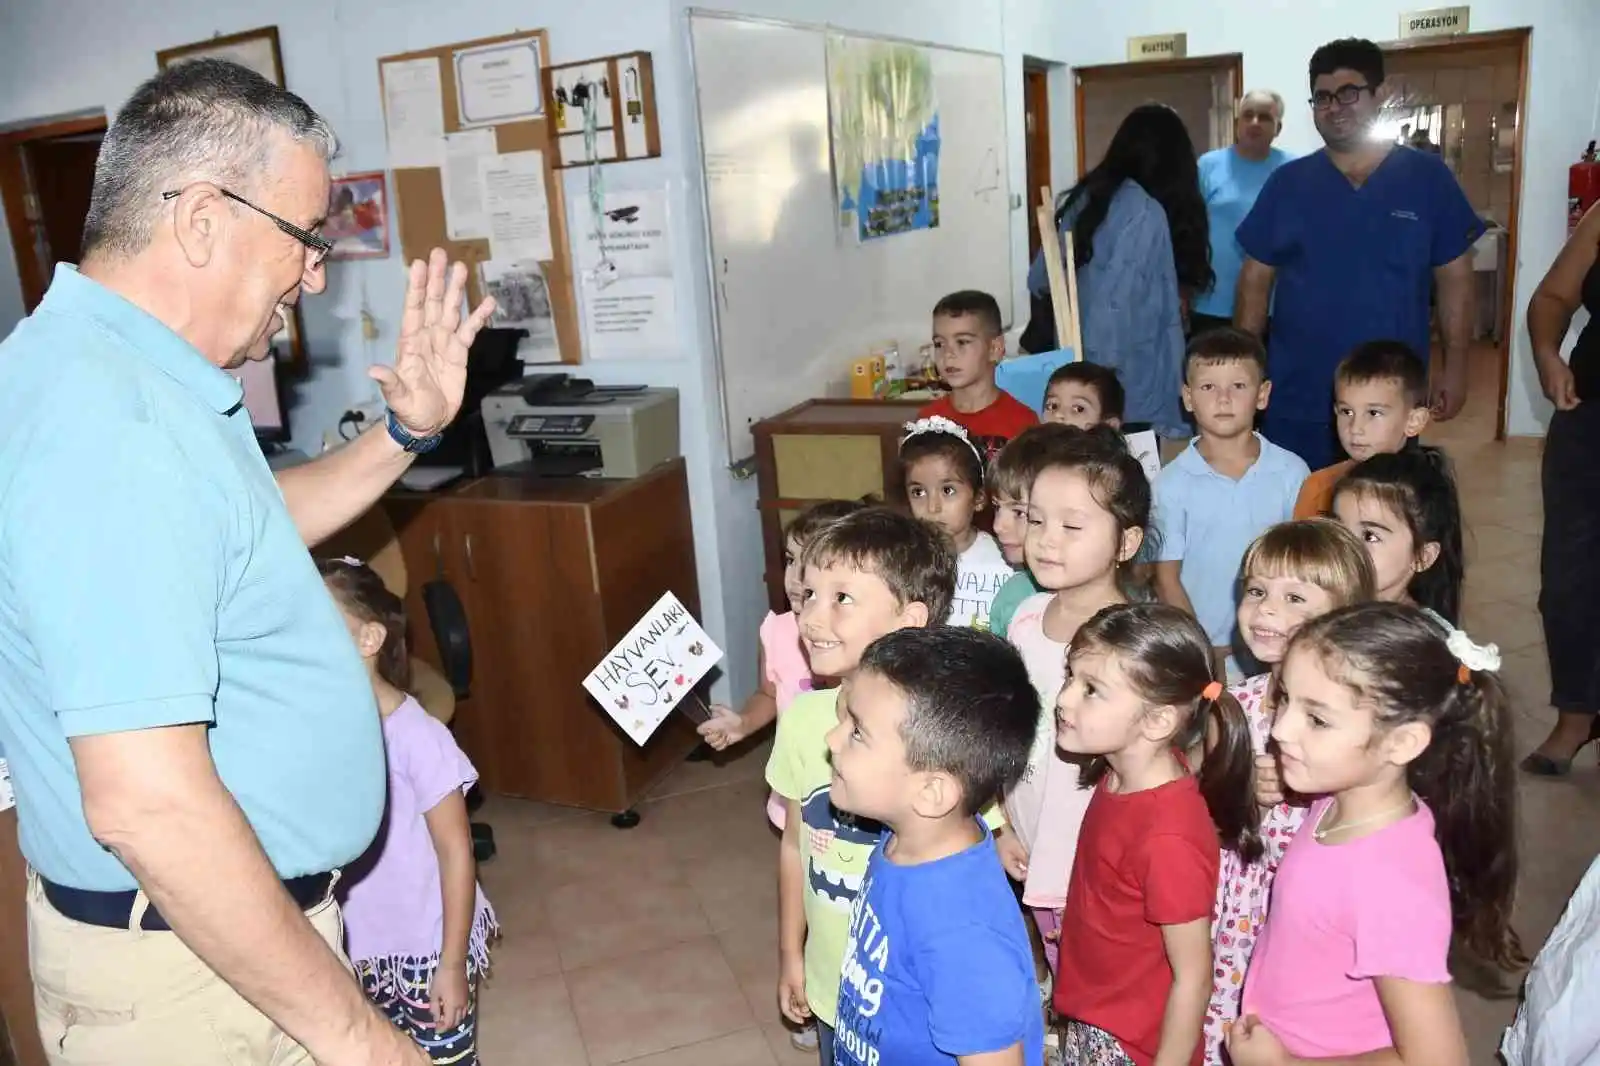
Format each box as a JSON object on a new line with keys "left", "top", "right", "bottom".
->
{"left": 1189, "top": 88, "right": 1293, "bottom": 337}
{"left": 0, "top": 61, "right": 492, "bottom": 1066}
{"left": 1234, "top": 37, "right": 1484, "bottom": 469}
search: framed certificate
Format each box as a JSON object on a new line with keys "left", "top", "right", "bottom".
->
{"left": 455, "top": 38, "right": 543, "bottom": 127}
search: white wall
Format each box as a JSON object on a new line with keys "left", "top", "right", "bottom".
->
{"left": 0, "top": 0, "right": 1596, "bottom": 703}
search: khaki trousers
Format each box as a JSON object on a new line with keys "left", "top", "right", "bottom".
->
{"left": 28, "top": 872, "right": 346, "bottom": 1066}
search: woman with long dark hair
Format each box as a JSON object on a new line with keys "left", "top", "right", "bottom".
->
{"left": 1024, "top": 104, "right": 1213, "bottom": 441}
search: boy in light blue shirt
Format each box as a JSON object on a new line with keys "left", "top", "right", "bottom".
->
{"left": 1151, "top": 328, "right": 1308, "bottom": 676}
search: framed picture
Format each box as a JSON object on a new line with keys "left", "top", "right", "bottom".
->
{"left": 157, "top": 26, "right": 285, "bottom": 88}
{"left": 325, "top": 172, "right": 390, "bottom": 260}
{"left": 271, "top": 300, "right": 307, "bottom": 376}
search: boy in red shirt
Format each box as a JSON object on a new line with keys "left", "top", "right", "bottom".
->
{"left": 919, "top": 291, "right": 1037, "bottom": 462}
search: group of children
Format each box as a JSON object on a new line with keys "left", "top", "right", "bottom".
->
{"left": 695, "top": 288, "right": 1523, "bottom": 1066}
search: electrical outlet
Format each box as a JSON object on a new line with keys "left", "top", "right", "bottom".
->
{"left": 321, "top": 402, "right": 387, "bottom": 451}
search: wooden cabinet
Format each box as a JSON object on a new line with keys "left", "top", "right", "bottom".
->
{"left": 386, "top": 459, "right": 700, "bottom": 815}
{"left": 750, "top": 399, "right": 922, "bottom": 612}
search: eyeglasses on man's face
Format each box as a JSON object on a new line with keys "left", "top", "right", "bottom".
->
{"left": 161, "top": 186, "right": 333, "bottom": 268}
{"left": 1310, "top": 83, "right": 1373, "bottom": 110}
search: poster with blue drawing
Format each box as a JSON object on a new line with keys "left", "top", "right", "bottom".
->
{"left": 827, "top": 35, "right": 940, "bottom": 242}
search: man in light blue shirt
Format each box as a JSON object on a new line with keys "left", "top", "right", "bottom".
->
{"left": 1190, "top": 89, "right": 1293, "bottom": 335}
{"left": 0, "top": 60, "right": 492, "bottom": 1066}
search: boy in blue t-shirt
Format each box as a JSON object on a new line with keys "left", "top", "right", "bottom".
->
{"left": 825, "top": 627, "right": 1044, "bottom": 1066}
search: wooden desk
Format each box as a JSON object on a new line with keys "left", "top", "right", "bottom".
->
{"left": 750, "top": 399, "right": 922, "bottom": 612}
{"left": 386, "top": 459, "right": 700, "bottom": 821}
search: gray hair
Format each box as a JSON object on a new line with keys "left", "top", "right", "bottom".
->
{"left": 83, "top": 58, "right": 337, "bottom": 258}
{"left": 1237, "top": 88, "right": 1286, "bottom": 122}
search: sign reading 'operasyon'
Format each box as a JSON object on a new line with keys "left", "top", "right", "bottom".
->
{"left": 1399, "top": 6, "right": 1470, "bottom": 39}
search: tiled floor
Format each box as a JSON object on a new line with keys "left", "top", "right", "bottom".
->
{"left": 472, "top": 342, "right": 1596, "bottom": 1064}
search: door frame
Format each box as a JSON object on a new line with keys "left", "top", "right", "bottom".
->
{"left": 1073, "top": 53, "right": 1245, "bottom": 178}
{"left": 1023, "top": 62, "right": 1053, "bottom": 260}
{"left": 0, "top": 112, "right": 107, "bottom": 313}
{"left": 1380, "top": 27, "right": 1530, "bottom": 442}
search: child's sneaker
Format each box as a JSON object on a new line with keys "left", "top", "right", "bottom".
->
{"left": 790, "top": 1022, "right": 819, "bottom": 1052}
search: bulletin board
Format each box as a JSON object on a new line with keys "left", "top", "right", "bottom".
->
{"left": 378, "top": 29, "right": 581, "bottom": 365}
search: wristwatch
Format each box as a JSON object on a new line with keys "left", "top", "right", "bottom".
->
{"left": 385, "top": 410, "right": 443, "bottom": 454}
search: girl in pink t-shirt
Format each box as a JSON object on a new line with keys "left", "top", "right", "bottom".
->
{"left": 1227, "top": 603, "right": 1525, "bottom": 1066}
{"left": 1003, "top": 426, "right": 1150, "bottom": 974}
{"left": 321, "top": 559, "right": 496, "bottom": 1066}
{"left": 697, "top": 501, "right": 865, "bottom": 830}
{"left": 1202, "top": 520, "right": 1376, "bottom": 1066}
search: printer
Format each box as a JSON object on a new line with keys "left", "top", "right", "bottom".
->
{"left": 481, "top": 374, "right": 680, "bottom": 479}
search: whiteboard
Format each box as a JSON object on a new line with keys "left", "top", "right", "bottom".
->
{"left": 688, "top": 11, "right": 1014, "bottom": 465}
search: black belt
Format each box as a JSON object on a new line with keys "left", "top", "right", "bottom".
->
{"left": 42, "top": 871, "right": 336, "bottom": 932}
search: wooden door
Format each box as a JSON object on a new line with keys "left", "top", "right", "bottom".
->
{"left": 0, "top": 116, "right": 106, "bottom": 313}
{"left": 1074, "top": 54, "right": 1243, "bottom": 176}
{"left": 1024, "top": 66, "right": 1052, "bottom": 261}
{"left": 23, "top": 137, "right": 99, "bottom": 267}
{"left": 1381, "top": 28, "right": 1530, "bottom": 441}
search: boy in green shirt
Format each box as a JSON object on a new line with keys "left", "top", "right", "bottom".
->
{"left": 767, "top": 508, "right": 956, "bottom": 1062}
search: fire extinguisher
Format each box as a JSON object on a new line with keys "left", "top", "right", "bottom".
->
{"left": 1570, "top": 141, "right": 1600, "bottom": 237}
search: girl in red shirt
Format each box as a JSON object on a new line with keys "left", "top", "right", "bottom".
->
{"left": 1052, "top": 603, "right": 1259, "bottom": 1066}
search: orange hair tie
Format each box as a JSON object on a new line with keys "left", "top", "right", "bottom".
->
{"left": 1202, "top": 681, "right": 1223, "bottom": 701}
{"left": 1457, "top": 663, "right": 1471, "bottom": 685}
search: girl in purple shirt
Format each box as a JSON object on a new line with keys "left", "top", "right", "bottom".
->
{"left": 322, "top": 558, "right": 497, "bottom": 1065}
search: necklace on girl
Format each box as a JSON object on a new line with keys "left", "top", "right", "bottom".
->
{"left": 1313, "top": 793, "right": 1417, "bottom": 841}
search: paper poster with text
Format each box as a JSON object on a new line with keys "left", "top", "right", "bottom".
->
{"left": 582, "top": 592, "right": 723, "bottom": 745}
{"left": 1124, "top": 429, "right": 1162, "bottom": 483}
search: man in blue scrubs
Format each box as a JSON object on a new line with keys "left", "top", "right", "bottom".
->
{"left": 1234, "top": 38, "right": 1484, "bottom": 469}
{"left": 1190, "top": 89, "right": 1293, "bottom": 336}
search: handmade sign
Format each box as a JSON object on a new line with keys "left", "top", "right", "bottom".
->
{"left": 582, "top": 592, "right": 723, "bottom": 745}
{"left": 1124, "top": 429, "right": 1162, "bottom": 483}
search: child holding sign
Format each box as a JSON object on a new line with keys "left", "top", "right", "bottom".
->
{"left": 699, "top": 499, "right": 864, "bottom": 1055}
{"left": 767, "top": 508, "right": 960, "bottom": 1063}
{"left": 698, "top": 500, "right": 866, "bottom": 818}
